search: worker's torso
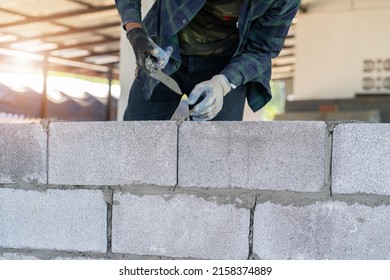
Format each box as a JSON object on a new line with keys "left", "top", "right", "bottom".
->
{"left": 178, "top": 0, "right": 243, "bottom": 56}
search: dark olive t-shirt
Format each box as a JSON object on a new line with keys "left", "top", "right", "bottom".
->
{"left": 179, "top": 0, "right": 242, "bottom": 56}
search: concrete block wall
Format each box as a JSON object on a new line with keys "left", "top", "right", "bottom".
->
{"left": 1, "top": 121, "right": 390, "bottom": 260}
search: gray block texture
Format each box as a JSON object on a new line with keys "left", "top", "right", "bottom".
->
{"left": 332, "top": 123, "right": 390, "bottom": 195}
{"left": 179, "top": 121, "right": 327, "bottom": 191}
{"left": 0, "top": 188, "right": 107, "bottom": 252}
{"left": 48, "top": 121, "right": 177, "bottom": 186}
{"left": 0, "top": 123, "right": 47, "bottom": 184}
{"left": 112, "top": 193, "right": 250, "bottom": 259}
{"left": 253, "top": 201, "right": 390, "bottom": 259}
{"left": 0, "top": 253, "right": 100, "bottom": 260}
{"left": 0, "top": 252, "right": 41, "bottom": 260}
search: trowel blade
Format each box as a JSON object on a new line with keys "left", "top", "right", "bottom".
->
{"left": 170, "top": 95, "right": 190, "bottom": 122}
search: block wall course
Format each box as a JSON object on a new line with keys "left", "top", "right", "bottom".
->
{"left": 112, "top": 192, "right": 250, "bottom": 259}
{"left": 253, "top": 201, "right": 390, "bottom": 259}
{"left": 0, "top": 123, "right": 47, "bottom": 184}
{"left": 0, "top": 252, "right": 41, "bottom": 260}
{"left": 179, "top": 121, "right": 327, "bottom": 191}
{"left": 0, "top": 188, "right": 107, "bottom": 253}
{"left": 2, "top": 121, "right": 390, "bottom": 260}
{"left": 0, "top": 252, "right": 102, "bottom": 260}
{"left": 332, "top": 123, "right": 390, "bottom": 195}
{"left": 48, "top": 121, "right": 177, "bottom": 186}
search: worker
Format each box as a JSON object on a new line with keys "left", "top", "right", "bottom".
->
{"left": 115, "top": 0, "right": 301, "bottom": 121}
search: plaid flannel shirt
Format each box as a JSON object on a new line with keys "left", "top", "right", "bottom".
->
{"left": 115, "top": 0, "right": 300, "bottom": 112}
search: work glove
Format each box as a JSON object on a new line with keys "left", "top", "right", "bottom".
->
{"left": 126, "top": 28, "right": 172, "bottom": 73}
{"left": 188, "top": 74, "right": 232, "bottom": 121}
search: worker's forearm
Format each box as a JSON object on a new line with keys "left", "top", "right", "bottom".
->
{"left": 125, "top": 22, "right": 142, "bottom": 31}
{"left": 115, "top": 0, "right": 142, "bottom": 29}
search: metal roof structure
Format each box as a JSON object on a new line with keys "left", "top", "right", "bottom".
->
{"left": 0, "top": 0, "right": 302, "bottom": 82}
{"left": 0, "top": 0, "right": 121, "bottom": 80}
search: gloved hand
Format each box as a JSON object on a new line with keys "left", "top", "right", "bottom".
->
{"left": 147, "top": 37, "right": 173, "bottom": 70}
{"left": 126, "top": 27, "right": 172, "bottom": 73}
{"left": 188, "top": 74, "right": 232, "bottom": 121}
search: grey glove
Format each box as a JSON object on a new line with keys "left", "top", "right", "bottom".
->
{"left": 188, "top": 74, "right": 232, "bottom": 121}
{"left": 146, "top": 37, "right": 173, "bottom": 70}
{"left": 126, "top": 28, "right": 172, "bottom": 73}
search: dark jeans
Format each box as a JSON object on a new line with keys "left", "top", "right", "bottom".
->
{"left": 124, "top": 55, "right": 247, "bottom": 121}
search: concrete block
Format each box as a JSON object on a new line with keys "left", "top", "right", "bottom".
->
{"left": 0, "top": 252, "right": 103, "bottom": 260}
{"left": 48, "top": 121, "right": 177, "bottom": 186}
{"left": 0, "top": 252, "right": 41, "bottom": 260}
{"left": 112, "top": 193, "right": 250, "bottom": 259}
{"left": 0, "top": 123, "right": 47, "bottom": 184}
{"left": 332, "top": 123, "right": 390, "bottom": 195}
{"left": 0, "top": 188, "right": 107, "bottom": 252}
{"left": 179, "top": 122, "right": 327, "bottom": 191}
{"left": 253, "top": 201, "right": 390, "bottom": 259}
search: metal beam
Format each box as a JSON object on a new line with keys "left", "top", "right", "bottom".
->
{"left": 0, "top": 7, "right": 31, "bottom": 19}
{"left": 47, "top": 38, "right": 119, "bottom": 52}
{"left": 0, "top": 22, "right": 120, "bottom": 49}
{"left": 0, "top": 4, "right": 117, "bottom": 28}
{"left": 66, "top": 0, "right": 94, "bottom": 8}
{"left": 0, "top": 47, "right": 118, "bottom": 74}
{"left": 50, "top": 55, "right": 119, "bottom": 67}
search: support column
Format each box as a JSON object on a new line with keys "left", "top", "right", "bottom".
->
{"left": 106, "top": 66, "right": 113, "bottom": 121}
{"left": 40, "top": 54, "right": 49, "bottom": 119}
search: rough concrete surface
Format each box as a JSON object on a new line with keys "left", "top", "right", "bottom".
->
{"left": 253, "top": 201, "right": 390, "bottom": 259}
{"left": 0, "top": 252, "right": 41, "bottom": 260}
{"left": 2, "top": 121, "right": 390, "bottom": 260}
{"left": 0, "top": 188, "right": 107, "bottom": 252}
{"left": 0, "top": 123, "right": 47, "bottom": 184}
{"left": 0, "top": 251, "right": 104, "bottom": 260}
{"left": 179, "top": 121, "right": 327, "bottom": 191}
{"left": 48, "top": 121, "right": 177, "bottom": 186}
{"left": 112, "top": 192, "right": 250, "bottom": 259}
{"left": 332, "top": 123, "right": 390, "bottom": 195}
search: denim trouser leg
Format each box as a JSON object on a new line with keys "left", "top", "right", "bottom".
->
{"left": 123, "top": 55, "right": 247, "bottom": 121}
{"left": 124, "top": 78, "right": 182, "bottom": 121}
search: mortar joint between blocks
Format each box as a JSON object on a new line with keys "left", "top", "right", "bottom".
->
{"left": 325, "top": 122, "right": 335, "bottom": 197}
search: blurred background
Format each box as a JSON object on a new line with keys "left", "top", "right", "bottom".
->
{"left": 0, "top": 0, "right": 389, "bottom": 123}
{"left": 0, "top": 0, "right": 120, "bottom": 123}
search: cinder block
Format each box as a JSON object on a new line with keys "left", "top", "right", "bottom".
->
{"left": 179, "top": 122, "right": 327, "bottom": 191}
{"left": 0, "top": 252, "right": 41, "bottom": 260}
{"left": 253, "top": 201, "right": 390, "bottom": 259}
{"left": 0, "top": 252, "right": 103, "bottom": 260}
{"left": 48, "top": 121, "right": 177, "bottom": 186}
{"left": 0, "top": 123, "right": 47, "bottom": 184}
{"left": 112, "top": 193, "right": 250, "bottom": 259}
{"left": 332, "top": 123, "right": 390, "bottom": 195}
{"left": 0, "top": 188, "right": 107, "bottom": 252}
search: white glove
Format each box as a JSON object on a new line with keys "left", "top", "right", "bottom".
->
{"left": 188, "top": 74, "right": 232, "bottom": 121}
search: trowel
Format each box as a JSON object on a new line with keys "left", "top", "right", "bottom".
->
{"left": 149, "top": 69, "right": 190, "bottom": 122}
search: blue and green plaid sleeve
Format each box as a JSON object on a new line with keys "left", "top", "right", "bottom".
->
{"left": 115, "top": 0, "right": 142, "bottom": 28}
{"left": 221, "top": 0, "right": 301, "bottom": 112}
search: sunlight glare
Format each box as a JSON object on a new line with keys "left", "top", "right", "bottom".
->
{"left": 0, "top": 72, "right": 120, "bottom": 99}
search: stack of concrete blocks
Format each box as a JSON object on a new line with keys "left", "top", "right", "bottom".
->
{"left": 1, "top": 121, "right": 390, "bottom": 260}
